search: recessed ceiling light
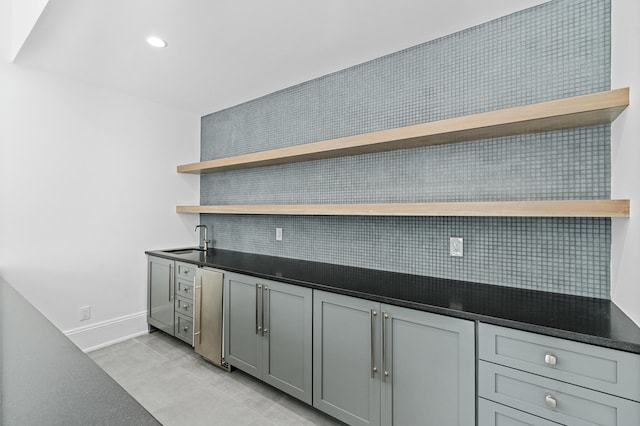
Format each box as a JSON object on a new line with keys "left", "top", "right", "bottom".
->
{"left": 146, "top": 36, "right": 167, "bottom": 48}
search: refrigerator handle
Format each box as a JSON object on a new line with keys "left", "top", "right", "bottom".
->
{"left": 168, "top": 264, "right": 173, "bottom": 302}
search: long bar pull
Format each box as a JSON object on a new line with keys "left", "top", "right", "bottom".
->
{"left": 263, "top": 287, "right": 269, "bottom": 335}
{"left": 256, "top": 284, "right": 262, "bottom": 334}
{"left": 168, "top": 264, "right": 173, "bottom": 301}
{"left": 262, "top": 286, "right": 268, "bottom": 336}
{"left": 371, "top": 310, "right": 378, "bottom": 378}
{"left": 194, "top": 276, "right": 202, "bottom": 344}
{"left": 382, "top": 312, "right": 389, "bottom": 382}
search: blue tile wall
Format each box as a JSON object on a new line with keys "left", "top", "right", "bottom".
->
{"left": 199, "top": 0, "right": 612, "bottom": 298}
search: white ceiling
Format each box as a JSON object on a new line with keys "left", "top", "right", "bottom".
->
{"left": 14, "top": 0, "right": 549, "bottom": 116}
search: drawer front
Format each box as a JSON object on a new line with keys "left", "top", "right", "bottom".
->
{"left": 479, "top": 360, "right": 640, "bottom": 426}
{"left": 478, "top": 398, "right": 561, "bottom": 426}
{"left": 175, "top": 313, "right": 193, "bottom": 345}
{"left": 176, "top": 262, "right": 196, "bottom": 281}
{"left": 479, "top": 323, "right": 640, "bottom": 401}
{"left": 175, "top": 296, "right": 193, "bottom": 317}
{"left": 176, "top": 278, "right": 194, "bottom": 300}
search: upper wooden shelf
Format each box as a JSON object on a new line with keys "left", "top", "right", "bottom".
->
{"left": 178, "top": 88, "right": 629, "bottom": 174}
{"left": 176, "top": 200, "right": 630, "bottom": 218}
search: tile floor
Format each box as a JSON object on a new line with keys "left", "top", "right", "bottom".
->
{"left": 89, "top": 332, "right": 343, "bottom": 426}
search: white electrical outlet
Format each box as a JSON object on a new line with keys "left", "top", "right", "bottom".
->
{"left": 450, "top": 237, "right": 463, "bottom": 257}
{"left": 276, "top": 227, "right": 283, "bottom": 241}
{"left": 79, "top": 305, "right": 91, "bottom": 321}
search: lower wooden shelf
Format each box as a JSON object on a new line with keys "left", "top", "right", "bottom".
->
{"left": 176, "top": 200, "right": 630, "bottom": 218}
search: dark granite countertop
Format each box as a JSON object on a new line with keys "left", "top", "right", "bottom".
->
{"left": 146, "top": 248, "right": 640, "bottom": 354}
{"left": 0, "top": 278, "right": 160, "bottom": 426}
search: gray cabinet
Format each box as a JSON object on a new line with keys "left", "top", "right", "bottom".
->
{"left": 147, "top": 257, "right": 196, "bottom": 345}
{"left": 174, "top": 313, "right": 193, "bottom": 344}
{"left": 313, "top": 290, "right": 381, "bottom": 426}
{"left": 147, "top": 256, "right": 175, "bottom": 335}
{"left": 381, "top": 303, "right": 475, "bottom": 426}
{"left": 313, "top": 290, "right": 475, "bottom": 426}
{"left": 478, "top": 323, "right": 640, "bottom": 426}
{"left": 173, "top": 262, "right": 196, "bottom": 345}
{"left": 224, "top": 271, "right": 313, "bottom": 404}
{"left": 224, "top": 272, "right": 260, "bottom": 375}
{"left": 175, "top": 296, "right": 193, "bottom": 317}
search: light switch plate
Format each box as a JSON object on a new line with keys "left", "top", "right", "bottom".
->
{"left": 276, "top": 227, "right": 283, "bottom": 241}
{"left": 450, "top": 237, "right": 463, "bottom": 257}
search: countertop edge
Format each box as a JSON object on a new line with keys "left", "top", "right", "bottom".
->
{"left": 146, "top": 249, "right": 640, "bottom": 355}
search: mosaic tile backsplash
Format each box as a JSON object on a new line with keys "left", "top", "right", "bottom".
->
{"left": 199, "top": 0, "right": 613, "bottom": 298}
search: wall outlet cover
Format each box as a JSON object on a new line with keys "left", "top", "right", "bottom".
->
{"left": 276, "top": 227, "right": 283, "bottom": 241}
{"left": 79, "top": 305, "right": 91, "bottom": 321}
{"left": 450, "top": 237, "right": 463, "bottom": 257}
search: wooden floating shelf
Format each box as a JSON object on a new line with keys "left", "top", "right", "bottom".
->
{"left": 176, "top": 200, "right": 630, "bottom": 218}
{"left": 178, "top": 88, "right": 629, "bottom": 174}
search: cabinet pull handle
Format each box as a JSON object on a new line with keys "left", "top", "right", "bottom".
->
{"left": 168, "top": 264, "right": 173, "bottom": 302}
{"left": 195, "top": 276, "right": 202, "bottom": 344}
{"left": 544, "top": 353, "right": 557, "bottom": 366}
{"left": 382, "top": 312, "right": 389, "bottom": 382}
{"left": 262, "top": 286, "right": 268, "bottom": 336}
{"left": 263, "top": 287, "right": 269, "bottom": 335}
{"left": 256, "top": 284, "right": 262, "bottom": 334}
{"left": 371, "top": 310, "right": 377, "bottom": 378}
{"left": 544, "top": 394, "right": 557, "bottom": 409}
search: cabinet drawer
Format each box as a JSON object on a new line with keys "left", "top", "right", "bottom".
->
{"left": 175, "top": 296, "right": 193, "bottom": 317}
{"left": 176, "top": 278, "right": 194, "bottom": 300}
{"left": 175, "top": 313, "right": 193, "bottom": 345}
{"left": 479, "top": 360, "right": 640, "bottom": 426}
{"left": 176, "top": 262, "right": 196, "bottom": 281}
{"left": 479, "top": 398, "right": 561, "bottom": 426}
{"left": 479, "top": 323, "right": 640, "bottom": 401}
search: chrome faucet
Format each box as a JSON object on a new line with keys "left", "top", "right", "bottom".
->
{"left": 195, "top": 225, "right": 211, "bottom": 250}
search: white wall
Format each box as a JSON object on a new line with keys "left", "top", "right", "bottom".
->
{"left": 10, "top": 0, "right": 48, "bottom": 61}
{"left": 611, "top": 0, "right": 640, "bottom": 326}
{"left": 0, "top": 0, "right": 201, "bottom": 351}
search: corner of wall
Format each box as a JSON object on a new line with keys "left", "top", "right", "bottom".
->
{"left": 610, "top": 0, "right": 640, "bottom": 327}
{"left": 9, "top": 0, "right": 49, "bottom": 62}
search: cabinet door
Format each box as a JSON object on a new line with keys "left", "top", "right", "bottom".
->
{"left": 262, "top": 279, "right": 313, "bottom": 404}
{"left": 381, "top": 305, "right": 475, "bottom": 426}
{"left": 147, "top": 256, "right": 175, "bottom": 335}
{"left": 313, "top": 290, "right": 381, "bottom": 426}
{"left": 224, "top": 272, "right": 261, "bottom": 378}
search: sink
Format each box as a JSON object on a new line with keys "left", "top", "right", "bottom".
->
{"left": 163, "top": 248, "right": 206, "bottom": 255}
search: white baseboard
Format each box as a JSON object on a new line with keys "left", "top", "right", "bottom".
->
{"left": 65, "top": 311, "right": 149, "bottom": 353}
